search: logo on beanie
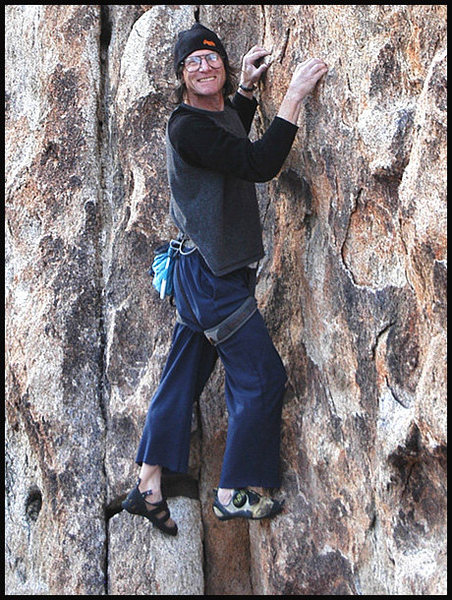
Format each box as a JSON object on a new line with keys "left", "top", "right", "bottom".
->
{"left": 203, "top": 39, "right": 216, "bottom": 47}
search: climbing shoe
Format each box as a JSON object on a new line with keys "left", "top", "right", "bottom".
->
{"left": 122, "top": 479, "right": 178, "bottom": 536}
{"left": 212, "top": 488, "right": 284, "bottom": 521}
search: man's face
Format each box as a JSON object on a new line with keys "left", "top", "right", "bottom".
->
{"left": 182, "top": 50, "right": 226, "bottom": 101}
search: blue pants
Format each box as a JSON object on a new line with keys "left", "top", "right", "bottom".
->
{"left": 135, "top": 251, "right": 287, "bottom": 488}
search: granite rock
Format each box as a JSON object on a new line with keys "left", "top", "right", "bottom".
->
{"left": 5, "top": 5, "right": 447, "bottom": 595}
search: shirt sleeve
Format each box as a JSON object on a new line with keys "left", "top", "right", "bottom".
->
{"left": 168, "top": 109, "right": 299, "bottom": 183}
{"left": 230, "top": 92, "right": 258, "bottom": 134}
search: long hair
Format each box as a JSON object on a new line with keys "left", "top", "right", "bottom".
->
{"left": 171, "top": 54, "right": 238, "bottom": 105}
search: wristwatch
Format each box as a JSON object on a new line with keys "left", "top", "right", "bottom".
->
{"left": 239, "top": 83, "right": 256, "bottom": 92}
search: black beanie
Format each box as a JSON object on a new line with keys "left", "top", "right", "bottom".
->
{"left": 174, "top": 23, "right": 228, "bottom": 73}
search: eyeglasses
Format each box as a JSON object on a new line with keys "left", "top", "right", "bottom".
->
{"left": 183, "top": 53, "right": 223, "bottom": 72}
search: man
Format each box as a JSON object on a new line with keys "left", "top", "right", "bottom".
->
{"left": 122, "top": 23, "right": 327, "bottom": 535}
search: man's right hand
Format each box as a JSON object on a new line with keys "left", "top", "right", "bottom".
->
{"left": 240, "top": 45, "right": 272, "bottom": 90}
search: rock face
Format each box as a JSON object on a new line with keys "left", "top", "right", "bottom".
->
{"left": 5, "top": 5, "right": 447, "bottom": 596}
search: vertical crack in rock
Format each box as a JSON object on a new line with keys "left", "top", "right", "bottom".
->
{"left": 194, "top": 6, "right": 200, "bottom": 23}
{"left": 340, "top": 187, "right": 362, "bottom": 286}
{"left": 371, "top": 320, "right": 396, "bottom": 360}
{"left": 277, "top": 28, "right": 291, "bottom": 64}
{"left": 260, "top": 5, "right": 267, "bottom": 46}
{"left": 98, "top": 5, "right": 112, "bottom": 594}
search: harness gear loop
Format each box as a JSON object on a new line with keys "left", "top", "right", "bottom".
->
{"left": 171, "top": 236, "right": 197, "bottom": 256}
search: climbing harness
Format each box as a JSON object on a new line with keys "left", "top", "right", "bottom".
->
{"left": 151, "top": 234, "right": 258, "bottom": 346}
{"left": 174, "top": 259, "right": 258, "bottom": 346}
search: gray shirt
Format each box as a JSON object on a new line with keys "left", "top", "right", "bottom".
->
{"left": 166, "top": 95, "right": 298, "bottom": 276}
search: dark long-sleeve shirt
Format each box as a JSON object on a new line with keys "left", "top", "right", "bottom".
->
{"left": 166, "top": 92, "right": 298, "bottom": 275}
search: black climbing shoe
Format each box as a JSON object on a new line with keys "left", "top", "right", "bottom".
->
{"left": 122, "top": 479, "right": 178, "bottom": 536}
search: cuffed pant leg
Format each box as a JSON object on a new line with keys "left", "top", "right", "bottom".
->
{"left": 135, "top": 321, "right": 217, "bottom": 473}
{"left": 216, "top": 310, "right": 287, "bottom": 489}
